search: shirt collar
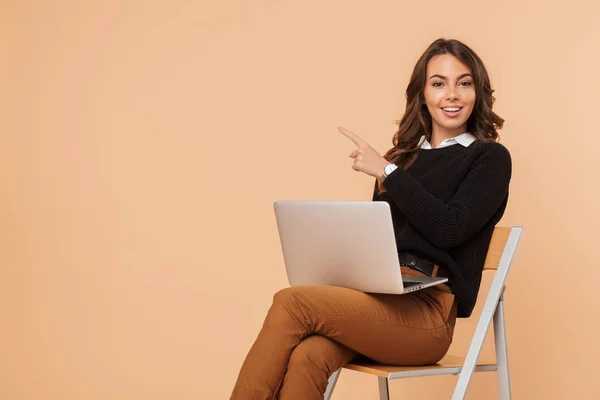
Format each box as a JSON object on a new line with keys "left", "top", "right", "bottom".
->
{"left": 419, "top": 132, "right": 476, "bottom": 149}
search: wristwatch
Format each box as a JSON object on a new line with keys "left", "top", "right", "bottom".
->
{"left": 381, "top": 163, "right": 398, "bottom": 181}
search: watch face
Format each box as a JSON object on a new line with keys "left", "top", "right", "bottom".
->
{"left": 385, "top": 164, "right": 395, "bottom": 174}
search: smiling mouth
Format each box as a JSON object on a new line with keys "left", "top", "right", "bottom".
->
{"left": 441, "top": 107, "right": 462, "bottom": 112}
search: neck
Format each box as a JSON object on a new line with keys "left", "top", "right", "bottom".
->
{"left": 430, "top": 125, "right": 467, "bottom": 149}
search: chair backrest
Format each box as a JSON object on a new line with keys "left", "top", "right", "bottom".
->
{"left": 452, "top": 225, "right": 523, "bottom": 399}
{"left": 482, "top": 227, "right": 513, "bottom": 271}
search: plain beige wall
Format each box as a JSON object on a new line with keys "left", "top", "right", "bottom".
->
{"left": 2, "top": 0, "right": 599, "bottom": 399}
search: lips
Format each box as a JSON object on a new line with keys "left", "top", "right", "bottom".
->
{"left": 441, "top": 106, "right": 463, "bottom": 118}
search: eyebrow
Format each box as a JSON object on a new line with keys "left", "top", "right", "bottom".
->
{"left": 429, "top": 73, "right": 473, "bottom": 80}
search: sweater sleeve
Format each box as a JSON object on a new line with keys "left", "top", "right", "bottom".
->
{"left": 371, "top": 180, "right": 379, "bottom": 201}
{"left": 381, "top": 143, "right": 512, "bottom": 249}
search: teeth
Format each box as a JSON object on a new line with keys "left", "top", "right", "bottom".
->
{"left": 443, "top": 107, "right": 461, "bottom": 112}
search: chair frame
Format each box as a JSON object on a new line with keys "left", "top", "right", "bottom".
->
{"left": 324, "top": 226, "right": 523, "bottom": 400}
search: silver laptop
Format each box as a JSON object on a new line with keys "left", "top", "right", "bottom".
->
{"left": 273, "top": 200, "right": 448, "bottom": 294}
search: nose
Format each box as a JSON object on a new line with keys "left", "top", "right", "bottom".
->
{"left": 446, "top": 86, "right": 459, "bottom": 101}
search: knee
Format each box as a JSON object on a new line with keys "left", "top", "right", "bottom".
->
{"left": 272, "top": 287, "right": 303, "bottom": 309}
{"left": 268, "top": 287, "right": 308, "bottom": 326}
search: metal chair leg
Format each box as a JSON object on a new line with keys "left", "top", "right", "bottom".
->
{"left": 378, "top": 377, "right": 390, "bottom": 400}
{"left": 494, "top": 295, "right": 512, "bottom": 400}
{"left": 324, "top": 369, "right": 341, "bottom": 400}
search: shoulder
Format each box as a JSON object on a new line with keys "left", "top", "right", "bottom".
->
{"left": 464, "top": 141, "right": 512, "bottom": 184}
{"left": 469, "top": 140, "right": 512, "bottom": 165}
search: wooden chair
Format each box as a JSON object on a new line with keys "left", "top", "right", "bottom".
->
{"left": 324, "top": 226, "right": 524, "bottom": 400}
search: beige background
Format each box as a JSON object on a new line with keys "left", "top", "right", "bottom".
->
{"left": 2, "top": 0, "right": 599, "bottom": 399}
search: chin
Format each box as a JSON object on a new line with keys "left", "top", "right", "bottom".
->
{"left": 448, "top": 122, "right": 468, "bottom": 130}
{"left": 434, "top": 120, "right": 468, "bottom": 131}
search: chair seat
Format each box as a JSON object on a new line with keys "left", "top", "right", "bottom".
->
{"left": 344, "top": 354, "right": 497, "bottom": 378}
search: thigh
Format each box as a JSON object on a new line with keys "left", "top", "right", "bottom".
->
{"left": 275, "top": 285, "right": 457, "bottom": 365}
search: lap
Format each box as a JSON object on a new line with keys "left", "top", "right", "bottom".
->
{"left": 273, "top": 285, "right": 457, "bottom": 365}
{"left": 274, "top": 284, "right": 454, "bottom": 330}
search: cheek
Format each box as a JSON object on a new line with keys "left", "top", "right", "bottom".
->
{"left": 424, "top": 89, "right": 443, "bottom": 108}
{"left": 466, "top": 90, "right": 476, "bottom": 108}
{"left": 464, "top": 93, "right": 476, "bottom": 119}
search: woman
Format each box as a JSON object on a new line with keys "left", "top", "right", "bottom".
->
{"left": 230, "top": 38, "right": 511, "bottom": 399}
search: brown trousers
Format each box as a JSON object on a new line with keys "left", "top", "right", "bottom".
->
{"left": 230, "top": 267, "right": 457, "bottom": 400}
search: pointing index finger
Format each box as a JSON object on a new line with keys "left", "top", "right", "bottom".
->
{"left": 337, "top": 126, "right": 365, "bottom": 146}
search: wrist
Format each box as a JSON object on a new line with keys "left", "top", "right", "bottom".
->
{"left": 381, "top": 163, "right": 398, "bottom": 181}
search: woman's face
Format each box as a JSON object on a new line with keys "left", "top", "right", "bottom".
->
{"left": 423, "top": 54, "right": 476, "bottom": 137}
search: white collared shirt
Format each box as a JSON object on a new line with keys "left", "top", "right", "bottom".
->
{"left": 383, "top": 132, "right": 477, "bottom": 179}
{"left": 418, "top": 132, "right": 476, "bottom": 149}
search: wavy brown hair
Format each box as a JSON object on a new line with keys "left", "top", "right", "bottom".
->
{"left": 377, "top": 38, "right": 504, "bottom": 193}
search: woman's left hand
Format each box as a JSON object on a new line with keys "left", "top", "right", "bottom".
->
{"left": 338, "top": 126, "right": 389, "bottom": 179}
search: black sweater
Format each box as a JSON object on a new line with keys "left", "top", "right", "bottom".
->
{"left": 375, "top": 141, "right": 512, "bottom": 317}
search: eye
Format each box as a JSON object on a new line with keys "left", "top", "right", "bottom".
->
{"left": 432, "top": 81, "right": 443, "bottom": 87}
{"left": 459, "top": 81, "right": 473, "bottom": 87}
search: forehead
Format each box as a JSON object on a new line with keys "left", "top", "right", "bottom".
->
{"left": 426, "top": 54, "right": 472, "bottom": 77}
